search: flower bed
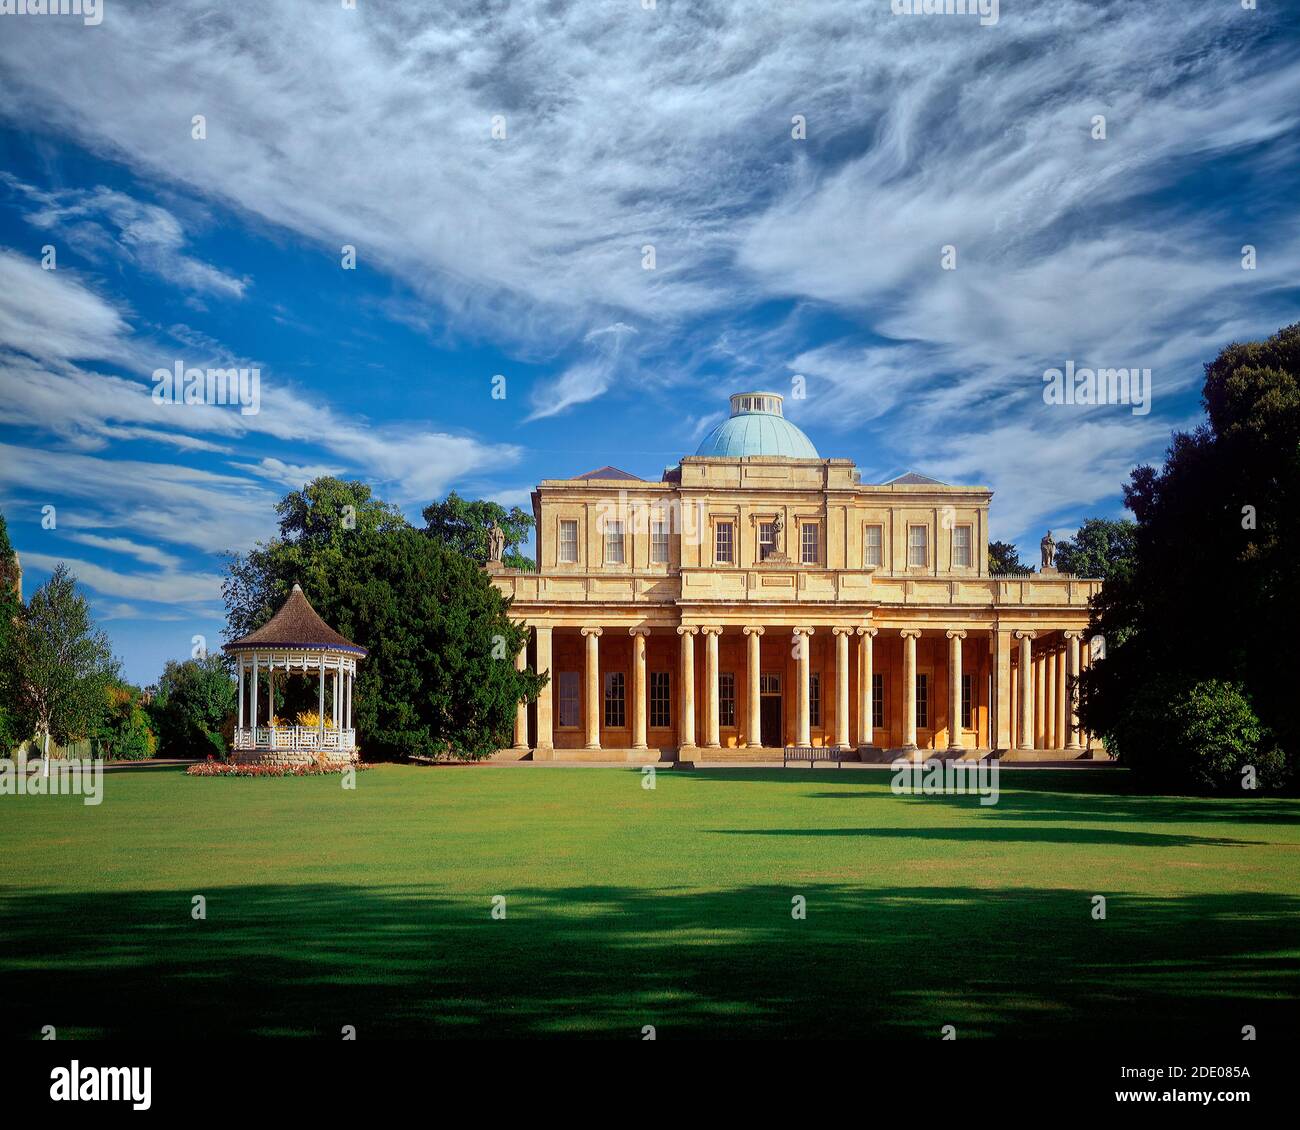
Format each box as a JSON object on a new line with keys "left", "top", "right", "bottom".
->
{"left": 187, "top": 759, "right": 371, "bottom": 778}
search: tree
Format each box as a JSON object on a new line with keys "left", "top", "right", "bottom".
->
{"left": 90, "top": 680, "right": 158, "bottom": 761}
{"left": 10, "top": 565, "right": 117, "bottom": 763}
{"left": 1080, "top": 322, "right": 1300, "bottom": 790}
{"left": 151, "top": 656, "right": 236, "bottom": 759}
{"left": 224, "top": 480, "right": 546, "bottom": 760}
{"left": 224, "top": 476, "right": 409, "bottom": 640}
{"left": 1053, "top": 518, "right": 1137, "bottom": 584}
{"left": 0, "top": 510, "right": 22, "bottom": 753}
{"left": 988, "top": 540, "right": 1031, "bottom": 575}
{"left": 422, "top": 490, "right": 535, "bottom": 570}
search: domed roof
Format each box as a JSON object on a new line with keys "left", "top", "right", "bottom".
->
{"left": 694, "top": 391, "right": 819, "bottom": 459}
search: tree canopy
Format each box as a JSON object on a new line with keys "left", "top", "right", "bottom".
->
{"left": 152, "top": 656, "right": 235, "bottom": 759}
{"left": 422, "top": 490, "right": 535, "bottom": 570}
{"left": 987, "top": 540, "right": 1031, "bottom": 575}
{"left": 0, "top": 511, "right": 22, "bottom": 752}
{"left": 1080, "top": 322, "right": 1299, "bottom": 791}
{"left": 1052, "top": 518, "right": 1137, "bottom": 584}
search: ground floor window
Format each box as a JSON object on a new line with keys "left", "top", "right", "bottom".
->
{"left": 558, "top": 671, "right": 579, "bottom": 728}
{"left": 604, "top": 672, "right": 625, "bottom": 727}
{"left": 719, "top": 672, "right": 736, "bottom": 727}
{"left": 961, "top": 673, "right": 972, "bottom": 729}
{"left": 650, "top": 671, "right": 671, "bottom": 728}
{"left": 810, "top": 672, "right": 821, "bottom": 727}
{"left": 916, "top": 674, "right": 929, "bottom": 729}
{"left": 872, "top": 672, "right": 884, "bottom": 729}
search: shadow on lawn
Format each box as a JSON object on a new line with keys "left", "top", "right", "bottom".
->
{"left": 2, "top": 881, "right": 1296, "bottom": 1040}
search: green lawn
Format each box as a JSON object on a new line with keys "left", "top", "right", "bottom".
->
{"left": 2, "top": 764, "right": 1297, "bottom": 1039}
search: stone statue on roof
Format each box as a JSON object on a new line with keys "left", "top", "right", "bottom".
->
{"left": 487, "top": 523, "right": 506, "bottom": 564}
{"left": 1040, "top": 530, "right": 1055, "bottom": 570}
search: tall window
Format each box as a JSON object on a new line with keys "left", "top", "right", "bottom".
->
{"left": 715, "top": 521, "right": 734, "bottom": 565}
{"left": 864, "top": 524, "right": 883, "bottom": 567}
{"left": 961, "top": 673, "right": 972, "bottom": 729}
{"left": 604, "top": 672, "right": 626, "bottom": 727}
{"left": 651, "top": 519, "right": 670, "bottom": 564}
{"left": 908, "top": 524, "right": 928, "bottom": 567}
{"left": 758, "top": 522, "right": 776, "bottom": 561}
{"left": 558, "top": 520, "right": 578, "bottom": 564}
{"left": 953, "top": 524, "right": 972, "bottom": 568}
{"left": 650, "top": 671, "right": 671, "bottom": 728}
{"left": 558, "top": 671, "right": 580, "bottom": 728}
{"left": 801, "top": 522, "right": 820, "bottom": 565}
{"left": 604, "top": 520, "right": 625, "bottom": 565}
{"left": 916, "top": 673, "right": 929, "bottom": 728}
{"left": 719, "top": 672, "right": 736, "bottom": 727}
{"left": 871, "top": 672, "right": 884, "bottom": 729}
{"left": 809, "top": 672, "right": 821, "bottom": 727}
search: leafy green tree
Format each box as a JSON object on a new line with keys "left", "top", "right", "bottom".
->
{"left": 151, "top": 656, "right": 236, "bottom": 759}
{"left": 422, "top": 490, "right": 535, "bottom": 570}
{"left": 987, "top": 540, "right": 1031, "bottom": 574}
{"left": 1053, "top": 518, "right": 1137, "bottom": 583}
{"left": 0, "top": 511, "right": 22, "bottom": 752}
{"left": 224, "top": 480, "right": 546, "bottom": 760}
{"left": 1080, "top": 322, "right": 1300, "bottom": 790}
{"left": 10, "top": 564, "right": 117, "bottom": 760}
{"left": 90, "top": 680, "right": 158, "bottom": 761}
{"left": 224, "top": 477, "right": 409, "bottom": 640}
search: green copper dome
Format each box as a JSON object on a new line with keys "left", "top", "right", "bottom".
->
{"left": 694, "top": 392, "right": 820, "bottom": 459}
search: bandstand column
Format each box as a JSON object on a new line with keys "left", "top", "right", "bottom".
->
{"left": 1064, "top": 631, "right": 1084, "bottom": 749}
{"left": 794, "top": 627, "right": 813, "bottom": 747}
{"left": 858, "top": 627, "right": 877, "bottom": 747}
{"left": 1016, "top": 631, "right": 1035, "bottom": 750}
{"left": 900, "top": 629, "right": 921, "bottom": 752}
{"left": 582, "top": 627, "right": 602, "bottom": 750}
{"left": 703, "top": 627, "right": 721, "bottom": 748}
{"left": 677, "top": 627, "right": 698, "bottom": 748}
{"left": 513, "top": 640, "right": 529, "bottom": 750}
{"left": 238, "top": 656, "right": 245, "bottom": 731}
{"left": 946, "top": 629, "right": 966, "bottom": 753}
{"left": 251, "top": 651, "right": 259, "bottom": 730}
{"left": 630, "top": 628, "right": 650, "bottom": 750}
{"left": 318, "top": 653, "right": 326, "bottom": 741}
{"left": 744, "top": 626, "right": 764, "bottom": 748}
{"left": 833, "top": 627, "right": 852, "bottom": 750}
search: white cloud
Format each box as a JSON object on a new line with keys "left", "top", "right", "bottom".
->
{"left": 21, "top": 551, "right": 224, "bottom": 608}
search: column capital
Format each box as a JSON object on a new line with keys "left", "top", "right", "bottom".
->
{"left": 1014, "top": 629, "right": 1037, "bottom": 640}
{"left": 742, "top": 625, "right": 765, "bottom": 637}
{"left": 580, "top": 626, "right": 603, "bottom": 638}
{"left": 792, "top": 626, "right": 815, "bottom": 637}
{"left": 629, "top": 627, "right": 652, "bottom": 638}
{"left": 899, "top": 628, "right": 922, "bottom": 640}
{"left": 1062, "top": 629, "right": 1086, "bottom": 641}
{"left": 676, "top": 625, "right": 699, "bottom": 637}
{"left": 700, "top": 625, "right": 723, "bottom": 637}
{"left": 856, "top": 625, "right": 878, "bottom": 637}
{"left": 945, "top": 629, "right": 967, "bottom": 640}
{"left": 832, "top": 625, "right": 855, "bottom": 637}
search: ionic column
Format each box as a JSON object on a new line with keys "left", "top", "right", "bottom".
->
{"left": 993, "top": 628, "right": 1012, "bottom": 751}
{"left": 1016, "top": 631, "right": 1035, "bottom": 750}
{"left": 513, "top": 640, "right": 529, "bottom": 750}
{"left": 581, "top": 627, "right": 602, "bottom": 750}
{"left": 857, "top": 627, "right": 877, "bottom": 747}
{"left": 793, "top": 627, "right": 814, "bottom": 746}
{"left": 900, "top": 629, "right": 922, "bottom": 752}
{"left": 677, "top": 627, "right": 697, "bottom": 748}
{"left": 1035, "top": 649, "right": 1047, "bottom": 749}
{"left": 833, "top": 627, "right": 852, "bottom": 749}
{"left": 630, "top": 628, "right": 650, "bottom": 750}
{"left": 946, "top": 629, "right": 966, "bottom": 753}
{"left": 703, "top": 626, "right": 722, "bottom": 748}
{"left": 1064, "top": 631, "right": 1083, "bottom": 749}
{"left": 534, "top": 626, "right": 554, "bottom": 750}
{"left": 743, "top": 626, "right": 764, "bottom": 748}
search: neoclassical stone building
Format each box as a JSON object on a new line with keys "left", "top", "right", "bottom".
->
{"left": 490, "top": 392, "right": 1098, "bottom": 762}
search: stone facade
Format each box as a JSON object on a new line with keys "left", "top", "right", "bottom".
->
{"left": 490, "top": 392, "right": 1098, "bottom": 762}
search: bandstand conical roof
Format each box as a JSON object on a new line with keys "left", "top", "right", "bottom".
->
{"left": 223, "top": 583, "right": 367, "bottom": 656}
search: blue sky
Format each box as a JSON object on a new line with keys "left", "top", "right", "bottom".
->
{"left": 1, "top": 0, "right": 1298, "bottom": 685}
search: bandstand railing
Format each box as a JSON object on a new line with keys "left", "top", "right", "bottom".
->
{"left": 234, "top": 726, "right": 357, "bottom": 752}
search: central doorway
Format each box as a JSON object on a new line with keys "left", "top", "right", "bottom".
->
{"left": 759, "top": 673, "right": 783, "bottom": 748}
